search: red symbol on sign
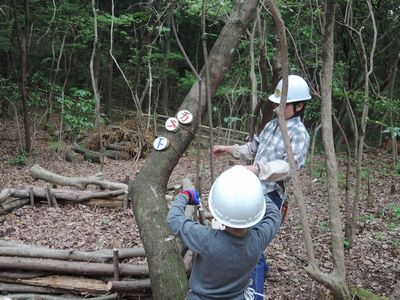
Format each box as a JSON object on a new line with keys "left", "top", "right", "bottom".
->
{"left": 177, "top": 110, "right": 193, "bottom": 124}
{"left": 165, "top": 117, "right": 179, "bottom": 132}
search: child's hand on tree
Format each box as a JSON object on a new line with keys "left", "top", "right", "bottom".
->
{"left": 179, "top": 190, "right": 200, "bottom": 206}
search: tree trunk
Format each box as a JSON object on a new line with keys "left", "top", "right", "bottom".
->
{"left": 317, "top": 0, "right": 350, "bottom": 298}
{"left": 105, "top": 51, "right": 113, "bottom": 118}
{"left": 130, "top": 1, "right": 260, "bottom": 298}
{"left": 12, "top": 0, "right": 31, "bottom": 153}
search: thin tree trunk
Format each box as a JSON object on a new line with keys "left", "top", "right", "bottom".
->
{"left": 317, "top": 0, "right": 350, "bottom": 297}
{"left": 12, "top": 0, "right": 31, "bottom": 153}
{"left": 267, "top": 0, "right": 350, "bottom": 298}
{"left": 350, "top": 0, "right": 377, "bottom": 247}
{"left": 90, "top": 0, "right": 104, "bottom": 172}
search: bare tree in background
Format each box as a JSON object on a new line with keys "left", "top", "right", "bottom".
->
{"left": 11, "top": 0, "right": 31, "bottom": 153}
{"left": 266, "top": 0, "right": 350, "bottom": 298}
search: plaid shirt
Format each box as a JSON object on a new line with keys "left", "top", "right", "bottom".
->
{"left": 233, "top": 116, "right": 309, "bottom": 199}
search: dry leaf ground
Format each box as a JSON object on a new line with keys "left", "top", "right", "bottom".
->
{"left": 0, "top": 117, "right": 399, "bottom": 299}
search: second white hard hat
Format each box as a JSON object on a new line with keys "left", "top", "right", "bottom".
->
{"left": 268, "top": 74, "right": 311, "bottom": 104}
{"left": 208, "top": 165, "right": 265, "bottom": 228}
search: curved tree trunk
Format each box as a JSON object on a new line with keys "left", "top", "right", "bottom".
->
{"left": 130, "top": 1, "right": 260, "bottom": 298}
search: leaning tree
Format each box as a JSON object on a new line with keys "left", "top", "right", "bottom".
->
{"left": 129, "top": 0, "right": 261, "bottom": 298}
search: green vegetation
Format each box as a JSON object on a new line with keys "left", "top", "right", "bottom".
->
{"left": 8, "top": 151, "right": 27, "bottom": 166}
{"left": 352, "top": 287, "right": 389, "bottom": 300}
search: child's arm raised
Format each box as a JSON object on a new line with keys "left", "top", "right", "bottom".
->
{"left": 167, "top": 191, "right": 211, "bottom": 254}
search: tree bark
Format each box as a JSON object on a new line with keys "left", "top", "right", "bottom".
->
{"left": 130, "top": 1, "right": 260, "bottom": 298}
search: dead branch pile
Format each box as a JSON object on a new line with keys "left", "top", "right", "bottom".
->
{"left": 67, "top": 121, "right": 155, "bottom": 163}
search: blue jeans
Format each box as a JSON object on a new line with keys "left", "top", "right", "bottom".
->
{"left": 250, "top": 191, "right": 283, "bottom": 299}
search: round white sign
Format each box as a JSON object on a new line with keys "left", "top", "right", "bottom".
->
{"left": 153, "top": 137, "right": 169, "bottom": 151}
{"left": 176, "top": 110, "right": 193, "bottom": 125}
{"left": 165, "top": 117, "right": 180, "bottom": 132}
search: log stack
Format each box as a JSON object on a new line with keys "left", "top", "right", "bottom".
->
{"left": 0, "top": 241, "right": 151, "bottom": 299}
{"left": 0, "top": 165, "right": 153, "bottom": 299}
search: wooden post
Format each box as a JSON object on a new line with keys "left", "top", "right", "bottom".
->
{"left": 46, "top": 185, "right": 59, "bottom": 208}
{"left": 113, "top": 249, "right": 120, "bottom": 281}
{"left": 29, "top": 187, "right": 34, "bottom": 206}
{"left": 113, "top": 249, "right": 121, "bottom": 300}
{"left": 123, "top": 191, "right": 129, "bottom": 212}
{"left": 45, "top": 185, "right": 52, "bottom": 207}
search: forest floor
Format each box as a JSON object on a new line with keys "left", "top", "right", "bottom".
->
{"left": 0, "top": 115, "right": 399, "bottom": 300}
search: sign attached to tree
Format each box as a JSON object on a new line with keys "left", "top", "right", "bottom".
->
{"left": 153, "top": 137, "right": 169, "bottom": 151}
{"left": 165, "top": 117, "right": 180, "bottom": 132}
{"left": 176, "top": 110, "right": 193, "bottom": 125}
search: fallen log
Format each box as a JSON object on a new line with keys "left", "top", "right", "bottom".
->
{"left": 0, "top": 271, "right": 48, "bottom": 279}
{"left": 106, "top": 279, "right": 151, "bottom": 293}
{"left": 105, "top": 150, "right": 131, "bottom": 160}
{"left": 85, "top": 198, "right": 123, "bottom": 208}
{"left": 0, "top": 242, "right": 146, "bottom": 262}
{"left": 4, "top": 187, "right": 126, "bottom": 203}
{"left": 106, "top": 143, "right": 131, "bottom": 152}
{"left": 0, "top": 189, "right": 12, "bottom": 204}
{"left": 65, "top": 148, "right": 85, "bottom": 163}
{"left": 70, "top": 145, "right": 102, "bottom": 163}
{"left": 29, "top": 164, "right": 127, "bottom": 190}
{"left": 0, "top": 282, "right": 70, "bottom": 294}
{"left": 18, "top": 275, "right": 108, "bottom": 294}
{"left": 0, "top": 256, "right": 149, "bottom": 277}
{"left": 0, "top": 293, "right": 118, "bottom": 300}
{"left": 0, "top": 199, "right": 29, "bottom": 215}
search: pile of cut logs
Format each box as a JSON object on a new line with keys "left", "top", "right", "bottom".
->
{"left": 0, "top": 163, "right": 211, "bottom": 299}
{"left": 0, "top": 240, "right": 151, "bottom": 299}
{"left": 0, "top": 164, "right": 153, "bottom": 299}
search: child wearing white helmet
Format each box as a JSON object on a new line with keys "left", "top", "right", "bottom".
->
{"left": 213, "top": 74, "right": 311, "bottom": 299}
{"left": 167, "top": 165, "right": 281, "bottom": 300}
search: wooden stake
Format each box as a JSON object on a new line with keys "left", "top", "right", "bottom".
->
{"left": 46, "top": 184, "right": 59, "bottom": 208}
{"left": 29, "top": 187, "right": 34, "bottom": 206}
{"left": 123, "top": 191, "right": 129, "bottom": 211}
{"left": 113, "top": 249, "right": 120, "bottom": 281}
{"left": 113, "top": 248, "right": 121, "bottom": 300}
{"left": 45, "top": 185, "right": 52, "bottom": 207}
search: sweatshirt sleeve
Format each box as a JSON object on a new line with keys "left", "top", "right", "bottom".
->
{"left": 253, "top": 195, "right": 282, "bottom": 249}
{"left": 167, "top": 194, "right": 213, "bottom": 254}
{"left": 232, "top": 137, "right": 260, "bottom": 162}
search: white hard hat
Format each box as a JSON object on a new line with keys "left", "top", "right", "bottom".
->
{"left": 268, "top": 75, "right": 311, "bottom": 104}
{"left": 208, "top": 165, "right": 266, "bottom": 228}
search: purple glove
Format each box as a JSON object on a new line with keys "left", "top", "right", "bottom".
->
{"left": 179, "top": 189, "right": 200, "bottom": 206}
